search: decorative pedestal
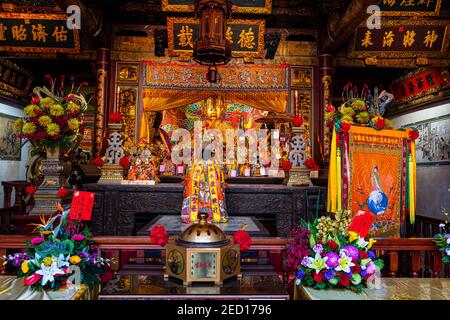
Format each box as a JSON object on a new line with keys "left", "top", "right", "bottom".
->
{"left": 98, "top": 122, "right": 125, "bottom": 184}
{"left": 288, "top": 125, "right": 312, "bottom": 186}
{"left": 31, "top": 147, "right": 71, "bottom": 215}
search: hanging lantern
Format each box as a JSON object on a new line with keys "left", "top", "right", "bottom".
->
{"left": 193, "top": 0, "right": 232, "bottom": 82}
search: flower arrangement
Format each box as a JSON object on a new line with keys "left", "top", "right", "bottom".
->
{"left": 293, "top": 116, "right": 303, "bottom": 127}
{"left": 434, "top": 208, "right": 449, "bottom": 265}
{"left": 2, "top": 205, "right": 114, "bottom": 290}
{"left": 305, "top": 158, "right": 320, "bottom": 171}
{"left": 288, "top": 211, "right": 383, "bottom": 293}
{"left": 149, "top": 225, "right": 169, "bottom": 246}
{"left": 281, "top": 159, "right": 293, "bottom": 172}
{"left": 325, "top": 83, "right": 393, "bottom": 132}
{"left": 14, "top": 77, "right": 89, "bottom": 153}
{"left": 233, "top": 228, "right": 252, "bottom": 251}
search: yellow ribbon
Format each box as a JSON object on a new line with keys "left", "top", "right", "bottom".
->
{"left": 409, "top": 142, "right": 416, "bottom": 224}
{"left": 327, "top": 129, "right": 338, "bottom": 213}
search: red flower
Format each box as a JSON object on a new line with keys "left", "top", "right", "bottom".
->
{"left": 313, "top": 272, "right": 324, "bottom": 283}
{"left": 57, "top": 187, "right": 68, "bottom": 198}
{"left": 326, "top": 104, "right": 336, "bottom": 113}
{"left": 293, "top": 116, "right": 303, "bottom": 127}
{"left": 359, "top": 250, "right": 369, "bottom": 259}
{"left": 351, "top": 262, "right": 361, "bottom": 274}
{"left": 92, "top": 157, "right": 104, "bottom": 168}
{"left": 119, "top": 156, "right": 131, "bottom": 168}
{"left": 24, "top": 273, "right": 42, "bottom": 286}
{"left": 26, "top": 185, "right": 36, "bottom": 195}
{"left": 338, "top": 274, "right": 350, "bottom": 287}
{"left": 110, "top": 112, "right": 122, "bottom": 123}
{"left": 304, "top": 158, "right": 317, "bottom": 170}
{"left": 374, "top": 118, "right": 386, "bottom": 130}
{"left": 313, "top": 164, "right": 320, "bottom": 171}
{"left": 31, "top": 96, "right": 40, "bottom": 105}
{"left": 234, "top": 229, "right": 252, "bottom": 251}
{"left": 407, "top": 129, "right": 419, "bottom": 141}
{"left": 340, "top": 122, "right": 351, "bottom": 133}
{"left": 281, "top": 160, "right": 293, "bottom": 172}
{"left": 326, "top": 240, "right": 338, "bottom": 250}
{"left": 149, "top": 225, "right": 169, "bottom": 246}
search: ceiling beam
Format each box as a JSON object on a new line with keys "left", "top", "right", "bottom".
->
{"left": 320, "top": 0, "right": 379, "bottom": 53}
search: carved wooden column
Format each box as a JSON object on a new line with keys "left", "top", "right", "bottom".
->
{"left": 319, "top": 54, "right": 333, "bottom": 165}
{"left": 95, "top": 48, "right": 111, "bottom": 157}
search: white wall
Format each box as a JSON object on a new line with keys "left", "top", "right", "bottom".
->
{"left": 0, "top": 101, "right": 30, "bottom": 208}
{"left": 390, "top": 102, "right": 450, "bottom": 220}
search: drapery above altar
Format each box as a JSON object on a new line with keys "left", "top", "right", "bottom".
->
{"left": 142, "top": 62, "right": 288, "bottom": 112}
{"left": 140, "top": 62, "right": 289, "bottom": 140}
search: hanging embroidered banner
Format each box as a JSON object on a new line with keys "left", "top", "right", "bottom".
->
{"left": 162, "top": 0, "right": 272, "bottom": 14}
{"left": 167, "top": 17, "right": 265, "bottom": 59}
{"left": 143, "top": 62, "right": 288, "bottom": 91}
{"left": 345, "top": 127, "right": 408, "bottom": 238}
{"left": 0, "top": 13, "right": 80, "bottom": 53}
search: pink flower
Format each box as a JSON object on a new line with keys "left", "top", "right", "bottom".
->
{"left": 72, "top": 234, "right": 85, "bottom": 241}
{"left": 30, "top": 237, "right": 44, "bottom": 245}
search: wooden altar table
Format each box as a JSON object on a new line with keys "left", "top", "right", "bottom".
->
{"left": 295, "top": 278, "right": 450, "bottom": 300}
{"left": 98, "top": 274, "right": 289, "bottom": 300}
{"left": 82, "top": 183, "right": 327, "bottom": 237}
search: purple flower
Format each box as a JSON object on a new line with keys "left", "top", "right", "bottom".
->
{"left": 325, "top": 252, "right": 339, "bottom": 268}
{"left": 72, "top": 234, "right": 85, "bottom": 241}
{"left": 446, "top": 248, "right": 450, "bottom": 256}
{"left": 343, "top": 245, "right": 359, "bottom": 260}
{"left": 366, "top": 261, "right": 376, "bottom": 275}
{"left": 360, "top": 269, "right": 367, "bottom": 277}
{"left": 297, "top": 269, "right": 305, "bottom": 278}
{"left": 325, "top": 269, "right": 335, "bottom": 280}
{"left": 367, "top": 250, "right": 376, "bottom": 259}
{"left": 301, "top": 256, "right": 311, "bottom": 267}
{"left": 313, "top": 244, "right": 323, "bottom": 254}
{"left": 30, "top": 237, "right": 44, "bottom": 245}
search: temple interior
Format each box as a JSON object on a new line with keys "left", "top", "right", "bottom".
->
{"left": 0, "top": 0, "right": 449, "bottom": 302}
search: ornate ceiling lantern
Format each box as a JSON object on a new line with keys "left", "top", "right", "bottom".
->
{"left": 193, "top": 0, "right": 233, "bottom": 83}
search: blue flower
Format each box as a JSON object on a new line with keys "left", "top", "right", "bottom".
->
{"left": 325, "top": 269, "right": 335, "bottom": 280}
{"left": 367, "top": 250, "right": 376, "bottom": 259}
{"left": 360, "top": 269, "right": 367, "bottom": 277}
{"left": 297, "top": 269, "right": 306, "bottom": 278}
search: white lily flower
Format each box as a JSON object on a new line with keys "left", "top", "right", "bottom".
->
{"left": 308, "top": 252, "right": 328, "bottom": 274}
{"left": 357, "top": 237, "right": 369, "bottom": 248}
{"left": 335, "top": 253, "right": 355, "bottom": 273}
{"left": 35, "top": 261, "right": 65, "bottom": 286}
{"left": 57, "top": 254, "right": 70, "bottom": 268}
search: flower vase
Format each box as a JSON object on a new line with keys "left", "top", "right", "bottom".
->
{"left": 30, "top": 146, "right": 72, "bottom": 215}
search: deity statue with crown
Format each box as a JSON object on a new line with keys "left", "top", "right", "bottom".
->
{"left": 181, "top": 158, "right": 228, "bottom": 224}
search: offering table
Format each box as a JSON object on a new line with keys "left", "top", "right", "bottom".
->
{"left": 82, "top": 183, "right": 326, "bottom": 237}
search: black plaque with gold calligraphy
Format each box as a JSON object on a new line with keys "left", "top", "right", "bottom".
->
{"left": 0, "top": 13, "right": 80, "bottom": 53}
{"left": 379, "top": 0, "right": 442, "bottom": 16}
{"left": 167, "top": 17, "right": 265, "bottom": 58}
{"left": 349, "top": 19, "right": 449, "bottom": 59}
{"left": 162, "top": 0, "right": 271, "bottom": 14}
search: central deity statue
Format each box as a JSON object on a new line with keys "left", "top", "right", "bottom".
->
{"left": 181, "top": 159, "right": 228, "bottom": 224}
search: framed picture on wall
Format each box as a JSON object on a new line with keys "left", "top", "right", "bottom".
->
{"left": 0, "top": 112, "right": 21, "bottom": 161}
{"left": 402, "top": 115, "right": 450, "bottom": 165}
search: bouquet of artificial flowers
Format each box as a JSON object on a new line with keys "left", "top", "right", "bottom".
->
{"left": 2, "top": 205, "right": 114, "bottom": 290}
{"left": 434, "top": 208, "right": 450, "bottom": 265}
{"left": 287, "top": 211, "right": 384, "bottom": 293}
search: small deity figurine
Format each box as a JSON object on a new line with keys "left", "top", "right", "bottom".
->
{"left": 138, "top": 157, "right": 160, "bottom": 182}
{"left": 159, "top": 151, "right": 177, "bottom": 176}
{"left": 127, "top": 158, "right": 143, "bottom": 180}
{"left": 181, "top": 159, "right": 228, "bottom": 224}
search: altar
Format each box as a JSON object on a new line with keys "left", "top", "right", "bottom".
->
{"left": 82, "top": 183, "right": 327, "bottom": 237}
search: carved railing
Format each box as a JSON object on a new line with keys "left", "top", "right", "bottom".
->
{"left": 0, "top": 236, "right": 447, "bottom": 278}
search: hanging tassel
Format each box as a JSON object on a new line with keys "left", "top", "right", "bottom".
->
{"left": 327, "top": 128, "right": 338, "bottom": 213}
{"left": 336, "top": 146, "right": 342, "bottom": 212}
{"left": 409, "top": 141, "right": 416, "bottom": 224}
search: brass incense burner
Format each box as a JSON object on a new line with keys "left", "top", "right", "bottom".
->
{"left": 165, "top": 212, "right": 241, "bottom": 285}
